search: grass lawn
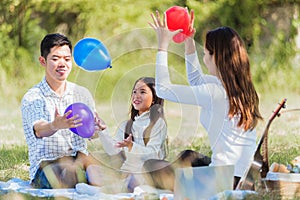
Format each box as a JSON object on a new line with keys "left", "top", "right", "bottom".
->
{"left": 0, "top": 90, "right": 299, "bottom": 199}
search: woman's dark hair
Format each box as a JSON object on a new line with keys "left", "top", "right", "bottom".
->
{"left": 40, "top": 33, "right": 72, "bottom": 59}
{"left": 205, "top": 26, "right": 262, "bottom": 130}
{"left": 143, "top": 159, "right": 175, "bottom": 190}
{"left": 124, "top": 77, "right": 165, "bottom": 145}
{"left": 176, "top": 149, "right": 211, "bottom": 167}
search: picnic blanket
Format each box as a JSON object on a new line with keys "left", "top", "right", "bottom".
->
{"left": 0, "top": 178, "right": 257, "bottom": 199}
{"left": 0, "top": 178, "right": 173, "bottom": 199}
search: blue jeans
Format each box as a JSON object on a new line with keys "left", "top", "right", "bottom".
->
{"left": 31, "top": 157, "right": 87, "bottom": 189}
{"left": 32, "top": 167, "right": 52, "bottom": 189}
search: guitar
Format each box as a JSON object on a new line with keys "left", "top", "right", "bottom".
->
{"left": 236, "top": 98, "right": 287, "bottom": 190}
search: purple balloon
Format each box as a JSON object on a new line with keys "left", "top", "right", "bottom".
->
{"left": 64, "top": 103, "right": 95, "bottom": 138}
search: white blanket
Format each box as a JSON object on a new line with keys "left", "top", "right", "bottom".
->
{"left": 0, "top": 178, "right": 257, "bottom": 199}
{"left": 0, "top": 178, "right": 173, "bottom": 199}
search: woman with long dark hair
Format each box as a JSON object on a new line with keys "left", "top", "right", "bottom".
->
{"left": 150, "top": 10, "right": 262, "bottom": 189}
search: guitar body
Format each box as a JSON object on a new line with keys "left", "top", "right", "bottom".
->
{"left": 236, "top": 146, "right": 264, "bottom": 190}
{"left": 236, "top": 98, "right": 287, "bottom": 190}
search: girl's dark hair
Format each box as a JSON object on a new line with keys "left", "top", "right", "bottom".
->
{"left": 40, "top": 33, "right": 72, "bottom": 59}
{"left": 205, "top": 26, "right": 262, "bottom": 130}
{"left": 124, "top": 77, "right": 165, "bottom": 145}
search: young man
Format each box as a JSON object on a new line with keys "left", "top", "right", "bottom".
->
{"left": 21, "top": 33, "right": 104, "bottom": 188}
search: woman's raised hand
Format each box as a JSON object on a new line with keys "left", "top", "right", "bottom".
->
{"left": 188, "top": 9, "right": 196, "bottom": 36}
{"left": 149, "top": 10, "right": 182, "bottom": 51}
{"left": 184, "top": 9, "right": 197, "bottom": 54}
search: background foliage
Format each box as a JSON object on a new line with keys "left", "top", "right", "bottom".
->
{"left": 0, "top": 3, "right": 300, "bottom": 197}
{"left": 0, "top": 0, "right": 299, "bottom": 105}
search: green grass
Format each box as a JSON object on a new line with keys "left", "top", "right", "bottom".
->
{"left": 0, "top": 91, "right": 299, "bottom": 199}
{"left": 0, "top": 145, "right": 29, "bottom": 181}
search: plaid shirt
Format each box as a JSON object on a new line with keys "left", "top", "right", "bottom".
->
{"left": 21, "top": 77, "right": 96, "bottom": 182}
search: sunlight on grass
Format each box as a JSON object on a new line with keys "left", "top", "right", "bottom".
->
{"left": 0, "top": 91, "right": 299, "bottom": 199}
{"left": 0, "top": 145, "right": 29, "bottom": 181}
{"left": 0, "top": 102, "right": 25, "bottom": 147}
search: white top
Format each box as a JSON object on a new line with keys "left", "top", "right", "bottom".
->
{"left": 21, "top": 78, "right": 95, "bottom": 181}
{"left": 98, "top": 111, "right": 167, "bottom": 174}
{"left": 155, "top": 51, "right": 256, "bottom": 177}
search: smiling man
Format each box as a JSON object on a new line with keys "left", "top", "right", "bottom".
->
{"left": 21, "top": 33, "right": 103, "bottom": 189}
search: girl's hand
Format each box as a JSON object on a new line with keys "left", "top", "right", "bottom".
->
{"left": 94, "top": 112, "right": 107, "bottom": 132}
{"left": 115, "top": 134, "right": 133, "bottom": 151}
{"left": 149, "top": 10, "right": 182, "bottom": 51}
{"left": 89, "top": 112, "right": 107, "bottom": 139}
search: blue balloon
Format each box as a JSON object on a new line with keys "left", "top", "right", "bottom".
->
{"left": 74, "top": 38, "right": 112, "bottom": 71}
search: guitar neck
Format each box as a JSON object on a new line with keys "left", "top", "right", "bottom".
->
{"left": 259, "top": 99, "right": 287, "bottom": 178}
{"left": 236, "top": 98, "right": 287, "bottom": 190}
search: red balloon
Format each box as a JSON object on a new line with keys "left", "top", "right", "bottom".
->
{"left": 166, "top": 6, "right": 192, "bottom": 43}
{"left": 64, "top": 103, "right": 95, "bottom": 138}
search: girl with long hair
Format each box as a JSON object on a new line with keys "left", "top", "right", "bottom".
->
{"left": 87, "top": 77, "right": 168, "bottom": 192}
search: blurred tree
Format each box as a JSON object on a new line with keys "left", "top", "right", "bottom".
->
{"left": 0, "top": 0, "right": 299, "bottom": 103}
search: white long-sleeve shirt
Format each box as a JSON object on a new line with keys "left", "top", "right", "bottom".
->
{"left": 98, "top": 111, "right": 167, "bottom": 174}
{"left": 155, "top": 51, "right": 256, "bottom": 177}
